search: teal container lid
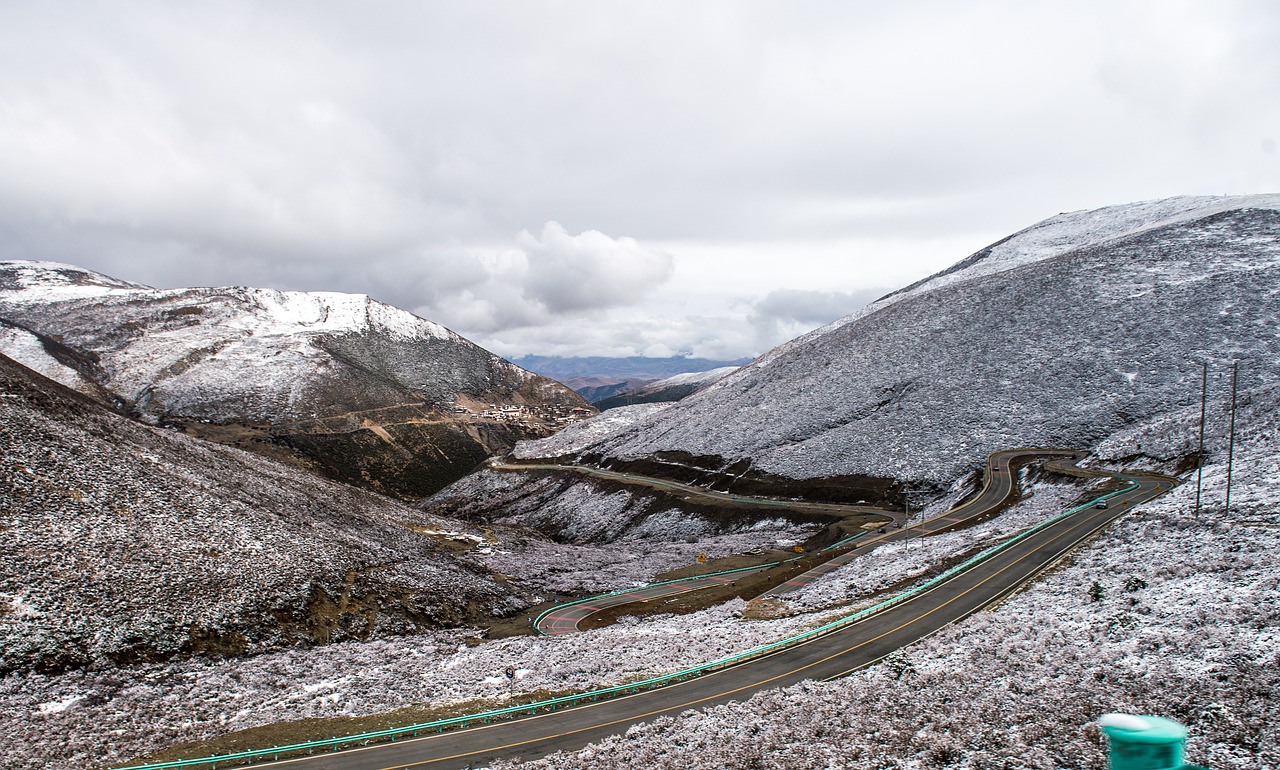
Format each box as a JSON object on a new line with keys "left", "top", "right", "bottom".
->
{"left": 1099, "top": 713, "right": 1188, "bottom": 744}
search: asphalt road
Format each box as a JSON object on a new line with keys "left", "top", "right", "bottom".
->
{"left": 533, "top": 448, "right": 1073, "bottom": 631}
{"left": 251, "top": 463, "right": 1174, "bottom": 770}
{"left": 763, "top": 448, "right": 1079, "bottom": 596}
{"left": 534, "top": 564, "right": 777, "bottom": 634}
{"left": 488, "top": 459, "right": 899, "bottom": 523}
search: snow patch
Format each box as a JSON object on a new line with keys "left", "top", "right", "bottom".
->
{"left": 36, "top": 695, "right": 84, "bottom": 715}
{"left": 0, "top": 325, "right": 94, "bottom": 394}
{"left": 643, "top": 366, "right": 739, "bottom": 389}
{"left": 2, "top": 594, "right": 43, "bottom": 619}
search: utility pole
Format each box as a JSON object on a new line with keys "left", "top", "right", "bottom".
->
{"left": 905, "top": 487, "right": 928, "bottom": 550}
{"left": 1195, "top": 360, "right": 1207, "bottom": 518}
{"left": 903, "top": 487, "right": 912, "bottom": 549}
{"left": 902, "top": 486, "right": 922, "bottom": 549}
{"left": 1225, "top": 361, "right": 1238, "bottom": 518}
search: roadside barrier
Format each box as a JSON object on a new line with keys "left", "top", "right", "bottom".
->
{"left": 111, "top": 477, "right": 1141, "bottom": 770}
{"left": 821, "top": 530, "right": 869, "bottom": 551}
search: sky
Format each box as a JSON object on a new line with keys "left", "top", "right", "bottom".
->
{"left": 1, "top": 1, "right": 1277, "bottom": 360}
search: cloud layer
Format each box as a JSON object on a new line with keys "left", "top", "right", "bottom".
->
{"left": 0, "top": 1, "right": 1277, "bottom": 358}
{"left": 403, "top": 223, "right": 675, "bottom": 335}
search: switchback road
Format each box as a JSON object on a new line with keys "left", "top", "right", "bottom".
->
{"left": 241, "top": 460, "right": 1174, "bottom": 770}
{"left": 764, "top": 448, "right": 1079, "bottom": 596}
{"left": 529, "top": 449, "right": 1077, "bottom": 629}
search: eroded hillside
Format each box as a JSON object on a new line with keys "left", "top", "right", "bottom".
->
{"left": 0, "top": 353, "right": 526, "bottom": 675}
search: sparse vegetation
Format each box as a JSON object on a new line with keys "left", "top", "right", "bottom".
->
{"left": 0, "top": 353, "right": 525, "bottom": 677}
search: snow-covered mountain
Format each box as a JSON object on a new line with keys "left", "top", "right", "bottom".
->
{"left": 593, "top": 365, "right": 739, "bottom": 410}
{"left": 522, "top": 195, "right": 1280, "bottom": 489}
{"left": 415, "top": 194, "right": 1280, "bottom": 770}
{"left": 0, "top": 351, "right": 525, "bottom": 675}
{"left": 426, "top": 194, "right": 1280, "bottom": 540}
{"left": 0, "top": 261, "right": 591, "bottom": 498}
{"left": 512, "top": 355, "right": 751, "bottom": 405}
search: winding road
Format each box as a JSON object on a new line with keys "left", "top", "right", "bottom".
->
{"left": 488, "top": 458, "right": 899, "bottom": 523}
{"left": 764, "top": 448, "right": 1079, "bottom": 596}
{"left": 232, "top": 455, "right": 1174, "bottom": 770}
{"left": 531, "top": 448, "right": 1078, "bottom": 631}
{"left": 534, "top": 563, "right": 779, "bottom": 634}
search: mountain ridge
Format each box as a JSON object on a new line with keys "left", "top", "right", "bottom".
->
{"left": 0, "top": 261, "right": 593, "bottom": 499}
{"left": 593, "top": 365, "right": 738, "bottom": 410}
{"left": 513, "top": 355, "right": 751, "bottom": 383}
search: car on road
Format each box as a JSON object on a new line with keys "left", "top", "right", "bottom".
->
{"left": 1095, "top": 500, "right": 1109, "bottom": 509}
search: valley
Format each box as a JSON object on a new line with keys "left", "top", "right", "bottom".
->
{"left": 2, "top": 195, "right": 1276, "bottom": 770}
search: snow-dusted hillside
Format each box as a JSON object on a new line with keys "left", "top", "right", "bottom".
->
{"left": 538, "top": 195, "right": 1280, "bottom": 487}
{"left": 512, "top": 403, "right": 673, "bottom": 459}
{"left": 0, "top": 261, "right": 591, "bottom": 498}
{"left": 0, "top": 352, "right": 525, "bottom": 675}
{"left": 487, "top": 380, "right": 1279, "bottom": 770}
{"left": 0, "top": 319, "right": 104, "bottom": 399}
{"left": 593, "top": 365, "right": 738, "bottom": 410}
{"left": 428, "top": 462, "right": 809, "bottom": 546}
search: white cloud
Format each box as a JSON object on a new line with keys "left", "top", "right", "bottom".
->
{"left": 472, "top": 285, "right": 883, "bottom": 361}
{"left": 0, "top": 1, "right": 1277, "bottom": 359}
{"left": 402, "top": 222, "right": 673, "bottom": 336}
{"left": 519, "top": 222, "right": 674, "bottom": 313}
{"left": 748, "top": 288, "right": 882, "bottom": 342}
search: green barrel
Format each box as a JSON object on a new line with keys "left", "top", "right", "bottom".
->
{"left": 1098, "top": 713, "right": 1188, "bottom": 770}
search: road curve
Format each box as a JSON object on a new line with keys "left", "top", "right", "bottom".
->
{"left": 534, "top": 563, "right": 778, "bottom": 635}
{"left": 530, "top": 448, "right": 1077, "bottom": 629}
{"left": 763, "top": 448, "right": 1079, "bottom": 596}
{"left": 243, "top": 464, "right": 1174, "bottom": 770}
{"left": 488, "top": 459, "right": 900, "bottom": 524}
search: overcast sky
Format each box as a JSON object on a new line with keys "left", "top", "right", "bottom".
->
{"left": 1, "top": 1, "right": 1277, "bottom": 359}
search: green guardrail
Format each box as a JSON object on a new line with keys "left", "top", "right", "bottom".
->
{"left": 822, "top": 530, "right": 870, "bottom": 552}
{"left": 532, "top": 560, "right": 782, "bottom": 633}
{"left": 112, "top": 478, "right": 1140, "bottom": 770}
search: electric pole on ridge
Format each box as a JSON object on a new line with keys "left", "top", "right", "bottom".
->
{"left": 1194, "top": 360, "right": 1207, "bottom": 518}
{"left": 1225, "top": 361, "right": 1238, "bottom": 518}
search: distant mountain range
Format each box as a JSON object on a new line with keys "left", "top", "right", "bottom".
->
{"left": 593, "top": 366, "right": 739, "bottom": 410}
{"left": 0, "top": 261, "right": 591, "bottom": 499}
{"left": 561, "top": 375, "right": 655, "bottom": 404}
{"left": 512, "top": 355, "right": 750, "bottom": 405}
{"left": 514, "top": 355, "right": 749, "bottom": 381}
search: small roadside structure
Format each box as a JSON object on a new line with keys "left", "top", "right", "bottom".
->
{"left": 1097, "top": 713, "right": 1209, "bottom": 770}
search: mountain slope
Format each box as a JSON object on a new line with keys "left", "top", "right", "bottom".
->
{"left": 540, "top": 195, "right": 1280, "bottom": 490}
{"left": 0, "top": 261, "right": 592, "bottom": 498}
{"left": 567, "top": 376, "right": 656, "bottom": 404}
{"left": 0, "top": 351, "right": 523, "bottom": 675}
